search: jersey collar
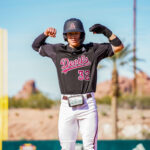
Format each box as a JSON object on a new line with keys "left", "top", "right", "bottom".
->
{"left": 66, "top": 44, "right": 86, "bottom": 54}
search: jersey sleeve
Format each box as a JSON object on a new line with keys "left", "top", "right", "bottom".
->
{"left": 93, "top": 43, "right": 114, "bottom": 62}
{"left": 32, "top": 33, "right": 59, "bottom": 62}
{"left": 38, "top": 43, "right": 57, "bottom": 60}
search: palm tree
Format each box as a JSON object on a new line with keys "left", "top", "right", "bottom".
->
{"left": 110, "top": 45, "right": 133, "bottom": 139}
{"left": 98, "top": 45, "right": 133, "bottom": 139}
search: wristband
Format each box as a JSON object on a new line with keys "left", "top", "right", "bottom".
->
{"left": 109, "top": 36, "right": 122, "bottom": 46}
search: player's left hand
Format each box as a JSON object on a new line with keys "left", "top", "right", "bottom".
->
{"left": 89, "top": 24, "right": 105, "bottom": 33}
{"left": 89, "top": 24, "right": 112, "bottom": 38}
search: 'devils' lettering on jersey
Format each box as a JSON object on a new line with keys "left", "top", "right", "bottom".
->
{"left": 60, "top": 55, "right": 91, "bottom": 74}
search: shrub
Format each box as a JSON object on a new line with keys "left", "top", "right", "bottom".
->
{"left": 9, "top": 92, "right": 55, "bottom": 109}
{"left": 118, "top": 95, "right": 150, "bottom": 109}
{"left": 101, "top": 111, "right": 108, "bottom": 116}
{"left": 96, "top": 95, "right": 150, "bottom": 109}
{"left": 96, "top": 96, "right": 111, "bottom": 105}
{"left": 142, "top": 129, "right": 150, "bottom": 139}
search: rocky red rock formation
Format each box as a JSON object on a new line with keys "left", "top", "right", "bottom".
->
{"left": 95, "top": 72, "right": 150, "bottom": 98}
{"left": 136, "top": 72, "right": 150, "bottom": 96}
{"left": 14, "top": 80, "right": 38, "bottom": 99}
{"left": 14, "top": 71, "right": 150, "bottom": 100}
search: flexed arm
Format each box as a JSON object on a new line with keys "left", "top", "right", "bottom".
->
{"left": 32, "top": 28, "right": 58, "bottom": 60}
{"left": 32, "top": 28, "right": 57, "bottom": 52}
{"left": 89, "top": 24, "right": 124, "bottom": 53}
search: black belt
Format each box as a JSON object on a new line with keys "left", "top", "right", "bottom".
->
{"left": 62, "top": 93, "right": 92, "bottom": 100}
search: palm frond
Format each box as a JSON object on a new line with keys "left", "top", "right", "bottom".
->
{"left": 128, "top": 57, "right": 145, "bottom": 62}
{"left": 119, "top": 61, "right": 130, "bottom": 66}
{"left": 97, "top": 64, "right": 106, "bottom": 70}
{"left": 117, "top": 45, "right": 132, "bottom": 59}
{"left": 118, "top": 49, "right": 133, "bottom": 59}
{"left": 109, "top": 54, "right": 117, "bottom": 62}
{"left": 128, "top": 65, "right": 143, "bottom": 72}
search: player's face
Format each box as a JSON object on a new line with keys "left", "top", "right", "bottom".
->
{"left": 67, "top": 32, "right": 81, "bottom": 48}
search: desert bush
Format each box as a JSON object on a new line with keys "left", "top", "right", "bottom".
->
{"left": 142, "top": 129, "right": 150, "bottom": 139}
{"left": 9, "top": 92, "right": 55, "bottom": 109}
{"left": 96, "top": 96, "right": 111, "bottom": 105}
{"left": 118, "top": 95, "right": 150, "bottom": 109}
{"left": 96, "top": 95, "right": 150, "bottom": 109}
{"left": 9, "top": 97, "right": 28, "bottom": 108}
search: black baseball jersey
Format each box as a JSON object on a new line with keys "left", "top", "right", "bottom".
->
{"left": 32, "top": 33, "right": 114, "bottom": 94}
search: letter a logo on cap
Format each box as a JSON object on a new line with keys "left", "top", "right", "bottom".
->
{"left": 70, "top": 23, "right": 76, "bottom": 29}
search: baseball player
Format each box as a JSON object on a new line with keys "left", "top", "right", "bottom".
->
{"left": 32, "top": 18, "right": 124, "bottom": 150}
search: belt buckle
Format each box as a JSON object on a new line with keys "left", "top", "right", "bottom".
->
{"left": 68, "top": 94, "right": 84, "bottom": 107}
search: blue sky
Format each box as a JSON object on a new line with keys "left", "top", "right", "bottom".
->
{"left": 0, "top": 0, "right": 150, "bottom": 99}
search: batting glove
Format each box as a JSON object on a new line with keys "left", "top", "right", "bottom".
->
{"left": 89, "top": 24, "right": 112, "bottom": 38}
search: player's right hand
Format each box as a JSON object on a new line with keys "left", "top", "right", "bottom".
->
{"left": 44, "top": 27, "right": 57, "bottom": 37}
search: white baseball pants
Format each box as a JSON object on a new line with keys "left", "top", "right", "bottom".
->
{"left": 58, "top": 92, "right": 98, "bottom": 150}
